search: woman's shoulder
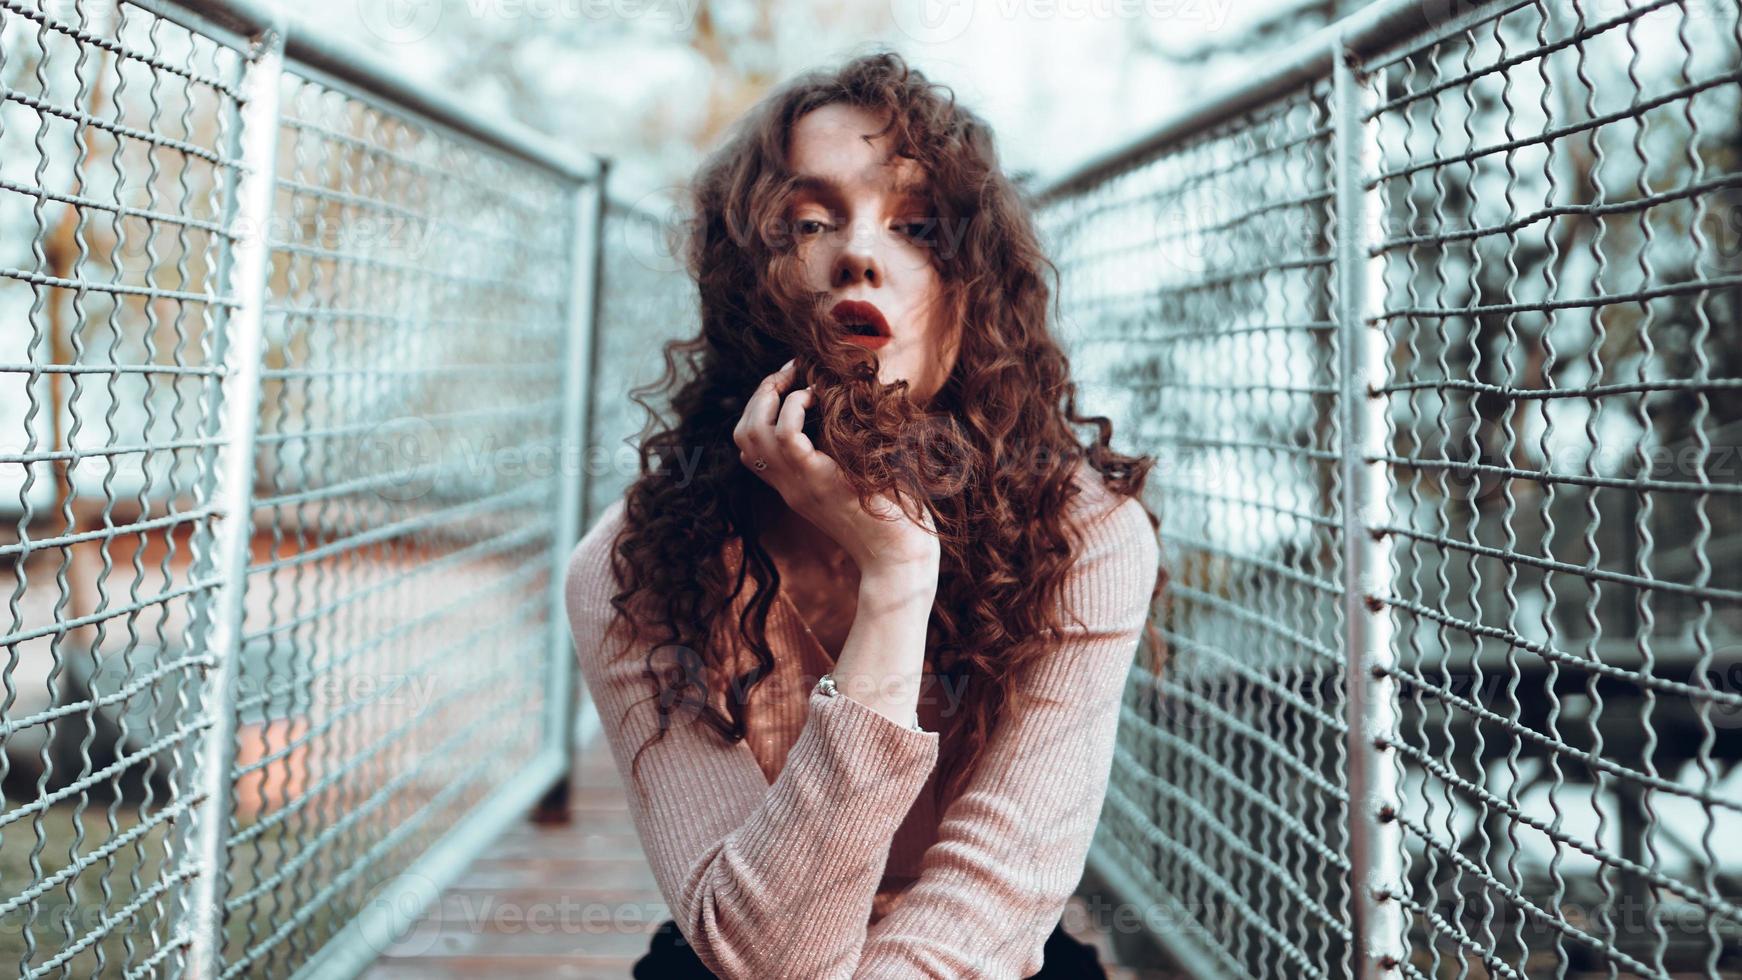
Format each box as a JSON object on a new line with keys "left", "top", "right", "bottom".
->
{"left": 1064, "top": 460, "right": 1158, "bottom": 551}
{"left": 563, "top": 495, "right": 631, "bottom": 625}
{"left": 1057, "top": 461, "right": 1162, "bottom": 619}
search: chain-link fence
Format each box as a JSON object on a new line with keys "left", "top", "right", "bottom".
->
{"left": 1035, "top": 0, "right": 1742, "bottom": 976}
{"left": 0, "top": 1, "right": 602, "bottom": 976}
{"left": 583, "top": 195, "right": 700, "bottom": 528}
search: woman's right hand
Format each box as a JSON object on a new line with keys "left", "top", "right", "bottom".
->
{"left": 732, "top": 358, "right": 940, "bottom": 577}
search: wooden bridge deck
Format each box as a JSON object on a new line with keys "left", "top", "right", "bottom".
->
{"left": 361, "top": 737, "right": 1162, "bottom": 979}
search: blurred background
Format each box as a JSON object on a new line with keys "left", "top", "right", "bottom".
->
{"left": 1, "top": 0, "right": 1739, "bottom": 977}
{"left": 291, "top": 0, "right": 1378, "bottom": 204}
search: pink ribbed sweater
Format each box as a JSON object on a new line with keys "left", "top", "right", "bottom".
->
{"left": 563, "top": 465, "right": 1161, "bottom": 979}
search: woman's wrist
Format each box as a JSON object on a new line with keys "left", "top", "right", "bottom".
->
{"left": 835, "top": 556, "right": 935, "bottom": 729}
{"left": 857, "top": 557, "right": 938, "bottom": 615}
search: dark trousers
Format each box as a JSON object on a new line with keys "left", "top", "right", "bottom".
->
{"left": 632, "top": 916, "right": 1109, "bottom": 978}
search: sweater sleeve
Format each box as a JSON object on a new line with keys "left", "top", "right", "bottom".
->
{"left": 563, "top": 499, "right": 941, "bottom": 980}
{"left": 852, "top": 493, "right": 1162, "bottom": 979}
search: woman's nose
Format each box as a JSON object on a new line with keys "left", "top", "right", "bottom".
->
{"left": 832, "top": 224, "right": 882, "bottom": 288}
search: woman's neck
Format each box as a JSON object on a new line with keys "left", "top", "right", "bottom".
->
{"left": 761, "top": 498, "right": 856, "bottom": 584}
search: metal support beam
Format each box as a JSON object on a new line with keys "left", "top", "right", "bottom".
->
{"left": 181, "top": 17, "right": 285, "bottom": 979}
{"left": 1332, "top": 43, "right": 1405, "bottom": 980}
{"left": 537, "top": 165, "right": 611, "bottom": 824}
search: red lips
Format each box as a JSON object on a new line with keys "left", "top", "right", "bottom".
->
{"left": 830, "top": 300, "right": 892, "bottom": 350}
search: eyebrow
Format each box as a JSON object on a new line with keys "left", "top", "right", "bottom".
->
{"left": 789, "top": 172, "right": 933, "bottom": 205}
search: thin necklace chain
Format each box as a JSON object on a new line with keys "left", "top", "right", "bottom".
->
{"left": 777, "top": 588, "right": 816, "bottom": 636}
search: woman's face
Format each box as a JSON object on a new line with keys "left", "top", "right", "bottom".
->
{"left": 785, "top": 103, "right": 959, "bottom": 406}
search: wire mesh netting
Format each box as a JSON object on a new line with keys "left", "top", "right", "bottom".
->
{"left": 1037, "top": 0, "right": 1742, "bottom": 977}
{"left": 1365, "top": 2, "right": 1741, "bottom": 976}
{"left": 1, "top": 4, "right": 245, "bottom": 975}
{"left": 214, "top": 63, "right": 578, "bottom": 979}
{"left": 1, "top": 2, "right": 591, "bottom": 976}
{"left": 584, "top": 197, "right": 700, "bottom": 528}
{"left": 1038, "top": 77, "right": 1356, "bottom": 978}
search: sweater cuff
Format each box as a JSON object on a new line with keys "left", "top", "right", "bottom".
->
{"left": 799, "top": 687, "right": 939, "bottom": 797}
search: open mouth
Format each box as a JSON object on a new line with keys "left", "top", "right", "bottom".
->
{"left": 830, "top": 300, "right": 892, "bottom": 348}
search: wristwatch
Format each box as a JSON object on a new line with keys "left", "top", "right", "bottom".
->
{"left": 816, "top": 673, "right": 926, "bottom": 733}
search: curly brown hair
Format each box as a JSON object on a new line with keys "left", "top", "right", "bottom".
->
{"left": 599, "top": 48, "right": 1166, "bottom": 807}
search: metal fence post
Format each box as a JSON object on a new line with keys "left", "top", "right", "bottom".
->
{"left": 182, "top": 18, "right": 286, "bottom": 979}
{"left": 1332, "top": 41, "right": 1405, "bottom": 980}
{"left": 537, "top": 162, "right": 610, "bottom": 822}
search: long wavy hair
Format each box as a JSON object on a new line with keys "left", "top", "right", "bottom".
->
{"left": 600, "top": 49, "right": 1166, "bottom": 807}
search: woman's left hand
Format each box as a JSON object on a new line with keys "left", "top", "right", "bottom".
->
{"left": 732, "top": 358, "right": 939, "bottom": 575}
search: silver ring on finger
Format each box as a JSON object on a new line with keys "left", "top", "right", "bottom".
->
{"left": 753, "top": 457, "right": 768, "bottom": 471}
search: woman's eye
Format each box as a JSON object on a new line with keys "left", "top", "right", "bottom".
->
{"left": 897, "top": 220, "right": 934, "bottom": 242}
{"left": 795, "top": 218, "right": 830, "bottom": 236}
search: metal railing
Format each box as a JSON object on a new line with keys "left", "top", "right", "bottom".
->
{"left": 1034, "top": 0, "right": 1742, "bottom": 976}
{"left": 0, "top": 1, "right": 603, "bottom": 977}
{"left": 583, "top": 196, "right": 700, "bottom": 528}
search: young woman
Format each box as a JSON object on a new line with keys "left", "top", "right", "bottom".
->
{"left": 564, "top": 50, "right": 1166, "bottom": 979}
